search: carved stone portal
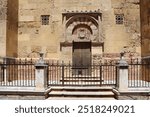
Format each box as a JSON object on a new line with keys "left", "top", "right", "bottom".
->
{"left": 62, "top": 11, "right": 103, "bottom": 43}
{"left": 60, "top": 11, "right": 104, "bottom": 63}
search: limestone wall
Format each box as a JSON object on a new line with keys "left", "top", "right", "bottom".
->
{"left": 105, "top": 0, "right": 140, "bottom": 59}
{"left": 140, "top": 0, "right": 150, "bottom": 82}
{"left": 0, "top": 0, "right": 7, "bottom": 57}
{"left": 17, "top": 0, "right": 141, "bottom": 60}
{"left": 0, "top": 0, "right": 18, "bottom": 58}
{"left": 6, "top": 0, "right": 18, "bottom": 57}
{"left": 141, "top": 0, "right": 150, "bottom": 58}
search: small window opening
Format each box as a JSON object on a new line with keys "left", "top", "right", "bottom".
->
{"left": 41, "top": 15, "right": 50, "bottom": 25}
{"left": 115, "top": 14, "right": 124, "bottom": 24}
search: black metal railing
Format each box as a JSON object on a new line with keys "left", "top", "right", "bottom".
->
{"left": 128, "top": 59, "right": 150, "bottom": 88}
{"left": 0, "top": 58, "right": 149, "bottom": 88}
{"left": 0, "top": 59, "right": 35, "bottom": 87}
{"left": 47, "top": 61, "right": 117, "bottom": 87}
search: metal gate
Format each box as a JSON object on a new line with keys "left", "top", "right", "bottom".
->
{"left": 47, "top": 61, "right": 117, "bottom": 87}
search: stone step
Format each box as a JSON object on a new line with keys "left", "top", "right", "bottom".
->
{"left": 50, "top": 87, "right": 113, "bottom": 92}
{"left": 47, "top": 97, "right": 116, "bottom": 100}
{"left": 49, "top": 91, "right": 114, "bottom": 96}
{"left": 47, "top": 87, "right": 116, "bottom": 99}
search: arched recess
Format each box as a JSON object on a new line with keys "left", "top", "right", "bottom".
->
{"left": 72, "top": 24, "right": 93, "bottom": 35}
{"left": 71, "top": 24, "right": 93, "bottom": 41}
{"left": 66, "top": 14, "right": 99, "bottom": 29}
{"left": 65, "top": 14, "right": 99, "bottom": 42}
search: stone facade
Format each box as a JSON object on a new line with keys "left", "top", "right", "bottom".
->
{"left": 0, "top": 0, "right": 141, "bottom": 62}
{"left": 140, "top": 0, "right": 150, "bottom": 82}
{"left": 0, "top": 0, "right": 18, "bottom": 57}
{"left": 0, "top": 0, "right": 7, "bottom": 57}
{"left": 6, "top": 0, "right": 18, "bottom": 57}
{"left": 141, "top": 0, "right": 150, "bottom": 59}
{"left": 105, "top": 0, "right": 141, "bottom": 59}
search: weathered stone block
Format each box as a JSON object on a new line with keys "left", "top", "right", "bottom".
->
{"left": 19, "top": 16, "right": 35, "bottom": 22}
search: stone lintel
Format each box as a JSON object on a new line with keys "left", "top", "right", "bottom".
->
{"left": 60, "top": 41, "right": 104, "bottom": 51}
{"left": 60, "top": 41, "right": 104, "bottom": 47}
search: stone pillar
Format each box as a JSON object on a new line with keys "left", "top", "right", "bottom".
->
{"left": 63, "top": 15, "right": 66, "bottom": 41}
{"left": 98, "top": 15, "right": 102, "bottom": 42}
{"left": 117, "top": 52, "right": 129, "bottom": 92}
{"left": 35, "top": 53, "right": 48, "bottom": 91}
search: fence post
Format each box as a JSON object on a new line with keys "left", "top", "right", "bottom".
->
{"left": 117, "top": 52, "right": 129, "bottom": 91}
{"left": 35, "top": 53, "right": 48, "bottom": 91}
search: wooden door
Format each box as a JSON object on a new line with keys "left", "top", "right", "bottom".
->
{"left": 73, "top": 42, "right": 91, "bottom": 75}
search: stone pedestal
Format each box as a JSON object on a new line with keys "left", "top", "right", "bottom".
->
{"left": 117, "top": 59, "right": 129, "bottom": 92}
{"left": 35, "top": 63, "right": 48, "bottom": 92}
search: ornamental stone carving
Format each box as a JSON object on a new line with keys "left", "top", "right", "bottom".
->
{"left": 63, "top": 11, "right": 102, "bottom": 43}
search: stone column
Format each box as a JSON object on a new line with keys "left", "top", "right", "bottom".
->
{"left": 63, "top": 15, "right": 66, "bottom": 41}
{"left": 98, "top": 15, "right": 102, "bottom": 42}
{"left": 117, "top": 52, "right": 129, "bottom": 92}
{"left": 35, "top": 53, "right": 48, "bottom": 91}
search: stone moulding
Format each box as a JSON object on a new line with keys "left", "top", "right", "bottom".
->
{"left": 60, "top": 41, "right": 104, "bottom": 51}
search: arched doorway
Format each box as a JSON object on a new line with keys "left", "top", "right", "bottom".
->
{"left": 61, "top": 11, "right": 104, "bottom": 75}
{"left": 72, "top": 24, "right": 92, "bottom": 75}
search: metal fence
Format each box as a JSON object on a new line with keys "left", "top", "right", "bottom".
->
{"left": 128, "top": 59, "right": 150, "bottom": 88}
{"left": 0, "top": 58, "right": 149, "bottom": 88}
{"left": 47, "top": 61, "right": 118, "bottom": 87}
{"left": 0, "top": 59, "right": 35, "bottom": 87}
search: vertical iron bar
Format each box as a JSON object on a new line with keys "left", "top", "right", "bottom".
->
{"left": 25, "top": 58, "right": 27, "bottom": 86}
{"left": 147, "top": 62, "right": 150, "bottom": 87}
{"left": 13, "top": 60, "right": 15, "bottom": 86}
{"left": 48, "top": 61, "right": 51, "bottom": 86}
{"left": 47, "top": 62, "right": 49, "bottom": 87}
{"left": 68, "top": 61, "right": 70, "bottom": 86}
{"left": 62, "top": 61, "right": 64, "bottom": 86}
{"left": 144, "top": 61, "right": 146, "bottom": 87}
{"left": 19, "top": 59, "right": 21, "bottom": 86}
{"left": 115, "top": 65, "right": 118, "bottom": 88}
{"left": 30, "top": 59, "right": 32, "bottom": 86}
{"left": 57, "top": 61, "right": 59, "bottom": 86}
{"left": 8, "top": 60, "right": 10, "bottom": 86}
{"left": 131, "top": 59, "right": 133, "bottom": 87}
{"left": 134, "top": 59, "right": 136, "bottom": 87}
{"left": 137, "top": 58, "right": 139, "bottom": 87}
{"left": 51, "top": 61, "right": 53, "bottom": 86}
{"left": 16, "top": 60, "right": 18, "bottom": 86}
{"left": 100, "top": 65, "right": 102, "bottom": 86}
